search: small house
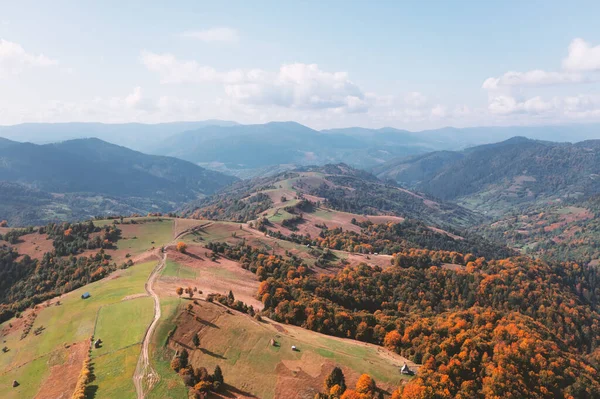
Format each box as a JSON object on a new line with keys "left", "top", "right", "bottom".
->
{"left": 401, "top": 363, "right": 412, "bottom": 375}
{"left": 81, "top": 292, "right": 91, "bottom": 300}
{"left": 291, "top": 345, "right": 297, "bottom": 351}
{"left": 94, "top": 339, "right": 102, "bottom": 348}
{"left": 12, "top": 380, "right": 19, "bottom": 388}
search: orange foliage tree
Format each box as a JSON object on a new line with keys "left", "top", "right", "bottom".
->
{"left": 176, "top": 241, "right": 187, "bottom": 253}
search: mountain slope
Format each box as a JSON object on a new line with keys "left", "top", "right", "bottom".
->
{"left": 183, "top": 163, "right": 483, "bottom": 228}
{"left": 0, "top": 138, "right": 237, "bottom": 225}
{"left": 155, "top": 122, "right": 368, "bottom": 170}
{"left": 375, "top": 137, "right": 600, "bottom": 216}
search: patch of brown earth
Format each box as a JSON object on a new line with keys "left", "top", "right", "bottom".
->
{"left": 157, "top": 247, "right": 262, "bottom": 309}
{"left": 8, "top": 233, "right": 54, "bottom": 260}
{"left": 344, "top": 253, "right": 393, "bottom": 269}
{"left": 35, "top": 341, "right": 88, "bottom": 399}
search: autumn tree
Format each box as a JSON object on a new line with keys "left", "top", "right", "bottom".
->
{"left": 194, "top": 380, "right": 212, "bottom": 393}
{"left": 383, "top": 330, "right": 401, "bottom": 350}
{"left": 325, "top": 367, "right": 346, "bottom": 393}
{"left": 212, "top": 365, "right": 224, "bottom": 384}
{"left": 176, "top": 287, "right": 183, "bottom": 297}
{"left": 0, "top": 220, "right": 7, "bottom": 227}
{"left": 176, "top": 241, "right": 187, "bottom": 253}
{"left": 170, "top": 357, "right": 182, "bottom": 372}
{"left": 355, "top": 374, "right": 376, "bottom": 395}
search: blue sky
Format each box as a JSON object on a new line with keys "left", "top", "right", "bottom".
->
{"left": 1, "top": 0, "right": 600, "bottom": 129}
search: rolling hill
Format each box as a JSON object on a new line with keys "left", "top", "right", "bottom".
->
{"left": 0, "top": 138, "right": 237, "bottom": 226}
{"left": 182, "top": 163, "right": 483, "bottom": 228}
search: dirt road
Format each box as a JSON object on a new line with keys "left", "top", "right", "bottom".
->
{"left": 133, "top": 250, "right": 167, "bottom": 399}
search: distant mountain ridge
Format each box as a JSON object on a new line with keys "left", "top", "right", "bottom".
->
{"left": 2, "top": 121, "right": 599, "bottom": 177}
{"left": 0, "top": 137, "right": 237, "bottom": 225}
{"left": 374, "top": 137, "right": 600, "bottom": 216}
{"left": 0, "top": 120, "right": 238, "bottom": 152}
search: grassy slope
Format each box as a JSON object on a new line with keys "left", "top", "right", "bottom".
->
{"left": 0, "top": 261, "right": 155, "bottom": 397}
{"left": 94, "top": 218, "right": 174, "bottom": 255}
{"left": 92, "top": 344, "right": 141, "bottom": 399}
{"left": 152, "top": 301, "right": 411, "bottom": 399}
{"left": 147, "top": 297, "right": 187, "bottom": 399}
{"left": 162, "top": 259, "right": 197, "bottom": 279}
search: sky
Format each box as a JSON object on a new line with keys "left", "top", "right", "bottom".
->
{"left": 1, "top": 0, "right": 600, "bottom": 130}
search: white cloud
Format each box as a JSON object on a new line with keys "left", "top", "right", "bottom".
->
{"left": 562, "top": 38, "right": 600, "bottom": 72}
{"left": 225, "top": 63, "right": 366, "bottom": 112}
{"left": 180, "top": 27, "right": 239, "bottom": 43}
{"left": 0, "top": 39, "right": 58, "bottom": 77}
{"left": 487, "top": 94, "right": 600, "bottom": 120}
{"left": 482, "top": 38, "right": 600, "bottom": 90}
{"left": 482, "top": 70, "right": 586, "bottom": 90}
{"left": 430, "top": 105, "right": 447, "bottom": 118}
{"left": 142, "top": 52, "right": 368, "bottom": 113}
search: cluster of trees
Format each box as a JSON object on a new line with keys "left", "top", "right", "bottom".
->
{"left": 170, "top": 349, "right": 224, "bottom": 397}
{"left": 206, "top": 291, "right": 257, "bottom": 316}
{"left": 281, "top": 214, "right": 305, "bottom": 231}
{"left": 315, "top": 367, "right": 381, "bottom": 399}
{"left": 266, "top": 219, "right": 512, "bottom": 261}
{"left": 0, "top": 226, "right": 35, "bottom": 244}
{"left": 42, "top": 221, "right": 121, "bottom": 256}
{"left": 206, "top": 241, "right": 308, "bottom": 281}
{"left": 190, "top": 192, "right": 273, "bottom": 222}
{"left": 176, "top": 242, "right": 187, "bottom": 253}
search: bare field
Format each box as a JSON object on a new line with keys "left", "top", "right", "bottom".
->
{"left": 34, "top": 341, "right": 88, "bottom": 399}
{"left": 156, "top": 246, "right": 262, "bottom": 309}
{"left": 0, "top": 232, "right": 54, "bottom": 260}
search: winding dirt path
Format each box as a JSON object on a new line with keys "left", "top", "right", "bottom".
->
{"left": 133, "top": 250, "right": 166, "bottom": 399}
{"left": 133, "top": 222, "right": 198, "bottom": 398}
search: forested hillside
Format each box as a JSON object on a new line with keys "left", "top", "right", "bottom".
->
{"left": 214, "top": 237, "right": 600, "bottom": 398}
{"left": 0, "top": 221, "right": 123, "bottom": 323}
{"left": 0, "top": 138, "right": 237, "bottom": 226}
{"left": 375, "top": 137, "right": 600, "bottom": 217}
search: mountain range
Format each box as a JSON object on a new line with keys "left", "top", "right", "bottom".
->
{"left": 3, "top": 121, "right": 600, "bottom": 178}
{"left": 373, "top": 136, "right": 600, "bottom": 216}
{"left": 0, "top": 137, "right": 236, "bottom": 225}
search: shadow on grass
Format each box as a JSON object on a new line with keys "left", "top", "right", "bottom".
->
{"left": 208, "top": 383, "right": 258, "bottom": 398}
{"left": 200, "top": 347, "right": 227, "bottom": 360}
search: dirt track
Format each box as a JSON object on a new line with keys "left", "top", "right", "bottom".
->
{"left": 133, "top": 220, "right": 197, "bottom": 398}
{"left": 133, "top": 250, "right": 166, "bottom": 399}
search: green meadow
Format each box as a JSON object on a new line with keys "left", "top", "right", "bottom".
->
{"left": 0, "top": 261, "right": 156, "bottom": 397}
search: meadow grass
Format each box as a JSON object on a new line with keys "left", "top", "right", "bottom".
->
{"left": 92, "top": 344, "right": 141, "bottom": 399}
{"left": 116, "top": 219, "right": 174, "bottom": 255}
{"left": 0, "top": 355, "right": 49, "bottom": 398}
{"left": 93, "top": 296, "right": 155, "bottom": 357}
{"left": 162, "top": 259, "right": 197, "bottom": 279}
{"left": 0, "top": 261, "right": 156, "bottom": 396}
{"left": 179, "top": 302, "right": 409, "bottom": 399}
{"left": 147, "top": 298, "right": 187, "bottom": 399}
